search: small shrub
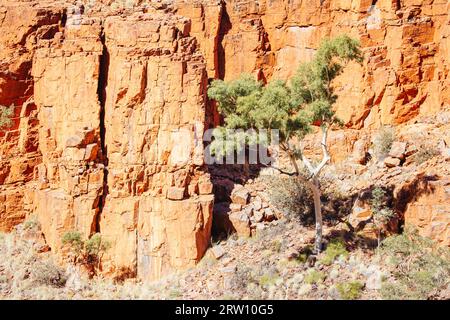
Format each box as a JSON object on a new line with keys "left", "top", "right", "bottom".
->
{"left": 258, "top": 272, "right": 280, "bottom": 287}
{"left": 0, "top": 105, "right": 13, "bottom": 129}
{"left": 373, "top": 126, "right": 395, "bottom": 159}
{"left": 23, "top": 215, "right": 40, "bottom": 231}
{"left": 31, "top": 259, "right": 67, "bottom": 288}
{"left": 336, "top": 281, "right": 364, "bottom": 300}
{"left": 229, "top": 264, "right": 255, "bottom": 291}
{"left": 412, "top": 144, "right": 440, "bottom": 164}
{"left": 370, "top": 187, "right": 396, "bottom": 246}
{"left": 320, "top": 239, "right": 348, "bottom": 266}
{"left": 379, "top": 228, "right": 450, "bottom": 300}
{"left": 62, "top": 231, "right": 84, "bottom": 257}
{"left": 62, "top": 231, "right": 111, "bottom": 276}
{"left": 270, "top": 239, "right": 283, "bottom": 253}
{"left": 85, "top": 233, "right": 111, "bottom": 257}
{"left": 304, "top": 269, "right": 326, "bottom": 284}
{"left": 262, "top": 175, "right": 313, "bottom": 222}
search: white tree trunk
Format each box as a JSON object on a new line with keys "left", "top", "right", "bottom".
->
{"left": 310, "top": 178, "right": 323, "bottom": 253}
{"left": 301, "top": 125, "right": 330, "bottom": 254}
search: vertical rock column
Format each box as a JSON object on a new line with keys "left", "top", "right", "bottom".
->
{"left": 32, "top": 19, "right": 105, "bottom": 255}
{"left": 99, "top": 13, "right": 214, "bottom": 281}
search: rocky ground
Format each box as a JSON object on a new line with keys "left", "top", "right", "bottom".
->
{"left": 1, "top": 211, "right": 449, "bottom": 300}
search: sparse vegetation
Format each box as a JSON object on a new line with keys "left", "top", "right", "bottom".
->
{"left": 370, "top": 187, "right": 396, "bottom": 247}
{"left": 336, "top": 280, "right": 364, "bottom": 300}
{"left": 31, "top": 259, "right": 67, "bottom": 288}
{"left": 304, "top": 269, "right": 326, "bottom": 284}
{"left": 0, "top": 104, "right": 13, "bottom": 129}
{"left": 263, "top": 175, "right": 313, "bottom": 222}
{"left": 62, "top": 231, "right": 111, "bottom": 276}
{"left": 379, "top": 228, "right": 450, "bottom": 300}
{"left": 373, "top": 126, "right": 395, "bottom": 159}
{"left": 259, "top": 272, "right": 281, "bottom": 287}
{"left": 23, "top": 215, "right": 40, "bottom": 231}
{"left": 412, "top": 144, "right": 440, "bottom": 164}
{"left": 320, "top": 239, "right": 348, "bottom": 266}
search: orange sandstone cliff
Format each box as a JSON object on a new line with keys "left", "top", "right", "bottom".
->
{"left": 0, "top": 0, "right": 448, "bottom": 280}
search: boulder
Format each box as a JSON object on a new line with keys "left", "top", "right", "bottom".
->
{"left": 389, "top": 142, "right": 407, "bottom": 159}
{"left": 229, "top": 212, "right": 251, "bottom": 237}
{"left": 384, "top": 157, "right": 401, "bottom": 168}
{"left": 231, "top": 186, "right": 250, "bottom": 205}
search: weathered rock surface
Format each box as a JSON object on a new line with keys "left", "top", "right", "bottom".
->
{"left": 1, "top": 1, "right": 214, "bottom": 281}
{"left": 174, "top": 0, "right": 450, "bottom": 128}
{"left": 99, "top": 13, "right": 214, "bottom": 281}
{"left": 0, "top": 1, "right": 64, "bottom": 232}
{"left": 0, "top": 0, "right": 449, "bottom": 284}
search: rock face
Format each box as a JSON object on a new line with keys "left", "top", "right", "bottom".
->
{"left": 0, "top": 0, "right": 449, "bottom": 282}
{"left": 0, "top": 1, "right": 64, "bottom": 231}
{"left": 1, "top": 1, "right": 214, "bottom": 281}
{"left": 174, "top": 0, "right": 450, "bottom": 128}
{"left": 404, "top": 177, "right": 449, "bottom": 246}
{"left": 99, "top": 13, "right": 213, "bottom": 281}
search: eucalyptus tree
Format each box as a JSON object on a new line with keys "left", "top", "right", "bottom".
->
{"left": 208, "top": 35, "right": 362, "bottom": 252}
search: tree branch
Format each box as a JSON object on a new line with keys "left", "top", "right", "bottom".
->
{"left": 313, "top": 125, "right": 331, "bottom": 176}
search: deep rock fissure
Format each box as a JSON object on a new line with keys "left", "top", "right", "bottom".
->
{"left": 217, "top": 0, "right": 231, "bottom": 81}
{"left": 95, "top": 25, "right": 110, "bottom": 234}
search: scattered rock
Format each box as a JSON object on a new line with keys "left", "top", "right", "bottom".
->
{"left": 229, "top": 212, "right": 251, "bottom": 237}
{"left": 389, "top": 141, "right": 407, "bottom": 159}
{"left": 264, "top": 208, "right": 275, "bottom": 221}
{"left": 365, "top": 268, "right": 383, "bottom": 290}
{"left": 230, "top": 203, "right": 242, "bottom": 212}
{"left": 285, "top": 249, "right": 299, "bottom": 261}
{"left": 231, "top": 186, "right": 250, "bottom": 205}
{"left": 253, "top": 211, "right": 264, "bottom": 223}
{"left": 211, "top": 246, "right": 226, "bottom": 259}
{"left": 384, "top": 157, "right": 401, "bottom": 168}
{"left": 298, "top": 283, "right": 312, "bottom": 296}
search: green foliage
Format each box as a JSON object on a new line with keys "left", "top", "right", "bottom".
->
{"left": 62, "top": 231, "right": 84, "bottom": 257}
{"left": 270, "top": 239, "right": 283, "bottom": 253}
{"left": 290, "top": 35, "right": 363, "bottom": 122}
{"left": 373, "top": 126, "right": 395, "bottom": 159}
{"left": 0, "top": 105, "right": 13, "bottom": 129}
{"left": 62, "top": 231, "right": 111, "bottom": 276}
{"left": 85, "top": 233, "right": 111, "bottom": 257}
{"left": 370, "top": 187, "right": 395, "bottom": 223}
{"left": 207, "top": 35, "right": 362, "bottom": 158}
{"left": 379, "top": 228, "right": 450, "bottom": 300}
{"left": 336, "top": 281, "right": 364, "bottom": 300}
{"left": 320, "top": 239, "right": 348, "bottom": 266}
{"left": 23, "top": 215, "right": 40, "bottom": 231}
{"left": 304, "top": 269, "right": 326, "bottom": 284}
{"left": 412, "top": 144, "right": 440, "bottom": 164}
{"left": 258, "top": 272, "right": 281, "bottom": 287}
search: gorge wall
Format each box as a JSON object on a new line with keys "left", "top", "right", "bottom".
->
{"left": 0, "top": 0, "right": 448, "bottom": 280}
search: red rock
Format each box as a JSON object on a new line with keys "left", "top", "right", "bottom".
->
{"left": 229, "top": 212, "right": 251, "bottom": 238}
{"left": 389, "top": 142, "right": 407, "bottom": 159}
{"left": 384, "top": 157, "right": 401, "bottom": 168}
{"left": 404, "top": 179, "right": 450, "bottom": 246}
{"left": 0, "top": 0, "right": 449, "bottom": 282}
{"left": 167, "top": 187, "right": 186, "bottom": 200}
{"left": 231, "top": 186, "right": 250, "bottom": 205}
